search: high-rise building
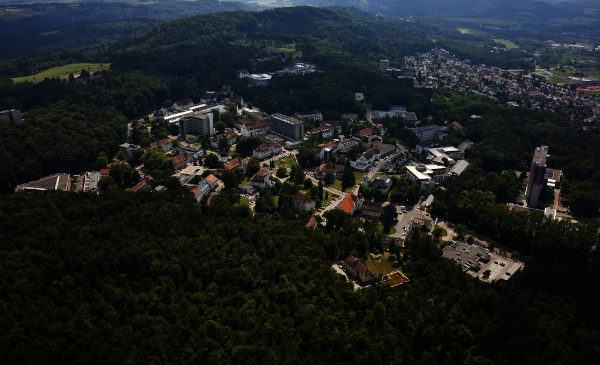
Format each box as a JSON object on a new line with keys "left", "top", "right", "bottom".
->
{"left": 379, "top": 59, "right": 390, "bottom": 72}
{"left": 270, "top": 114, "right": 304, "bottom": 140}
{"left": 0, "top": 109, "right": 22, "bottom": 122}
{"left": 525, "top": 146, "right": 548, "bottom": 208}
{"left": 179, "top": 114, "right": 213, "bottom": 142}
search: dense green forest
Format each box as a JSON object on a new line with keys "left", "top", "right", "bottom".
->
{"left": 0, "top": 191, "right": 598, "bottom": 364}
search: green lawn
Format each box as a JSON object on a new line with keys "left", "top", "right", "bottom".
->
{"left": 457, "top": 28, "right": 489, "bottom": 36}
{"left": 494, "top": 39, "right": 519, "bottom": 49}
{"left": 366, "top": 255, "right": 393, "bottom": 275}
{"left": 450, "top": 17, "right": 519, "bottom": 26}
{"left": 435, "top": 225, "right": 448, "bottom": 237}
{"left": 276, "top": 155, "right": 296, "bottom": 169}
{"left": 331, "top": 173, "right": 364, "bottom": 192}
{"left": 238, "top": 199, "right": 251, "bottom": 206}
{"left": 12, "top": 63, "right": 111, "bottom": 83}
{"left": 376, "top": 225, "right": 397, "bottom": 235}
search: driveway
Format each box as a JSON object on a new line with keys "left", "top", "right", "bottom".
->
{"left": 331, "top": 262, "right": 357, "bottom": 290}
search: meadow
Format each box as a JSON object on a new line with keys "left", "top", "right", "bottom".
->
{"left": 12, "top": 63, "right": 111, "bottom": 83}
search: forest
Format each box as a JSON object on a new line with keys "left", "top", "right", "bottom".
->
{"left": 0, "top": 191, "right": 598, "bottom": 365}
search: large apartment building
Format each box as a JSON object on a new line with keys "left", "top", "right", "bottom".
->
{"left": 525, "top": 146, "right": 548, "bottom": 209}
{"left": 178, "top": 114, "right": 214, "bottom": 142}
{"left": 406, "top": 164, "right": 446, "bottom": 192}
{"left": 270, "top": 113, "right": 304, "bottom": 140}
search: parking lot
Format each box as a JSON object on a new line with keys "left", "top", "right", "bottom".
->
{"left": 443, "top": 241, "right": 522, "bottom": 281}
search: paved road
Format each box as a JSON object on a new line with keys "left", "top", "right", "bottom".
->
{"left": 366, "top": 151, "right": 404, "bottom": 179}
{"left": 390, "top": 204, "right": 424, "bottom": 237}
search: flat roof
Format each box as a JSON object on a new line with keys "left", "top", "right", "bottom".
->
{"left": 532, "top": 146, "right": 548, "bottom": 164}
{"left": 379, "top": 271, "right": 409, "bottom": 287}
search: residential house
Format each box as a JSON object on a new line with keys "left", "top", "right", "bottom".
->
{"left": 154, "top": 185, "right": 167, "bottom": 193}
{"left": 365, "top": 141, "right": 396, "bottom": 157}
{"left": 253, "top": 140, "right": 283, "bottom": 160}
{"left": 149, "top": 139, "right": 173, "bottom": 153}
{"left": 15, "top": 173, "right": 72, "bottom": 192}
{"left": 306, "top": 217, "right": 318, "bottom": 230}
{"left": 238, "top": 118, "right": 270, "bottom": 137}
{"left": 218, "top": 157, "right": 246, "bottom": 175}
{"left": 360, "top": 200, "right": 383, "bottom": 217}
{"left": 133, "top": 121, "right": 149, "bottom": 132}
{"left": 218, "top": 84, "right": 232, "bottom": 96}
{"left": 99, "top": 169, "right": 110, "bottom": 178}
{"left": 342, "top": 256, "right": 376, "bottom": 284}
{"left": 172, "top": 98, "right": 193, "bottom": 111}
{"left": 306, "top": 125, "right": 335, "bottom": 139}
{"left": 131, "top": 176, "right": 152, "bottom": 192}
{"left": 0, "top": 109, "right": 22, "bottom": 122}
{"left": 237, "top": 184, "right": 255, "bottom": 194}
{"left": 119, "top": 143, "right": 140, "bottom": 159}
{"left": 211, "top": 130, "right": 238, "bottom": 150}
{"left": 293, "top": 192, "right": 315, "bottom": 211}
{"left": 169, "top": 153, "right": 192, "bottom": 171}
{"left": 153, "top": 108, "right": 170, "bottom": 122}
{"left": 353, "top": 128, "right": 376, "bottom": 142}
{"left": 293, "top": 110, "right": 323, "bottom": 122}
{"left": 200, "top": 174, "right": 219, "bottom": 190}
{"left": 315, "top": 163, "right": 344, "bottom": 179}
{"left": 450, "top": 121, "right": 464, "bottom": 130}
{"left": 250, "top": 169, "right": 272, "bottom": 189}
{"left": 224, "top": 96, "right": 244, "bottom": 108}
{"left": 337, "top": 193, "right": 364, "bottom": 215}
{"left": 312, "top": 140, "right": 339, "bottom": 160}
{"left": 338, "top": 139, "right": 359, "bottom": 155}
{"left": 369, "top": 173, "right": 392, "bottom": 194}
{"left": 175, "top": 145, "right": 203, "bottom": 159}
{"left": 200, "top": 92, "right": 216, "bottom": 104}
{"left": 356, "top": 146, "right": 381, "bottom": 165}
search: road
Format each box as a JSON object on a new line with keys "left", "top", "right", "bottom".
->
{"left": 390, "top": 204, "right": 424, "bottom": 238}
{"left": 366, "top": 150, "right": 404, "bottom": 179}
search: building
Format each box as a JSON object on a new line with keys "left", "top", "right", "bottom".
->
{"left": 201, "top": 174, "right": 219, "bottom": 190}
{"left": 379, "top": 59, "right": 390, "bottom": 72}
{"left": 423, "top": 146, "right": 464, "bottom": 166}
{"left": 353, "top": 128, "right": 376, "bottom": 142}
{"left": 119, "top": 143, "right": 140, "bottom": 159}
{"left": 250, "top": 169, "right": 272, "bottom": 190}
{"left": 236, "top": 69, "right": 249, "bottom": 79}
{"left": 293, "top": 110, "right": 323, "bottom": 122}
{"left": 222, "top": 157, "right": 246, "bottom": 173}
{"left": 211, "top": 130, "right": 238, "bottom": 150}
{"left": 306, "top": 217, "right": 318, "bottom": 230}
{"left": 237, "top": 184, "right": 255, "bottom": 195}
{"left": 179, "top": 114, "right": 214, "bottom": 142}
{"left": 367, "top": 141, "right": 396, "bottom": 157}
{"left": 253, "top": 140, "right": 282, "bottom": 160}
{"left": 293, "top": 192, "right": 315, "bottom": 211}
{"left": 398, "top": 76, "right": 415, "bottom": 87}
{"left": 169, "top": 153, "right": 192, "bottom": 170}
{"left": 238, "top": 117, "right": 270, "bottom": 137}
{"left": 15, "top": 173, "right": 71, "bottom": 192}
{"left": 307, "top": 125, "right": 334, "bottom": 139}
{"left": 247, "top": 74, "right": 272, "bottom": 86}
{"left": 172, "top": 98, "right": 193, "bottom": 111}
{"left": 565, "top": 77, "right": 600, "bottom": 88}
{"left": 0, "top": 109, "right": 22, "bottom": 122}
{"left": 338, "top": 139, "right": 359, "bottom": 154}
{"left": 420, "top": 194, "right": 434, "bottom": 210}
{"left": 356, "top": 146, "right": 381, "bottom": 165}
{"left": 369, "top": 173, "right": 392, "bottom": 194}
{"left": 337, "top": 193, "right": 364, "bottom": 215}
{"left": 411, "top": 125, "right": 449, "bottom": 143}
{"left": 342, "top": 256, "right": 376, "bottom": 284}
{"left": 149, "top": 139, "right": 173, "bottom": 153}
{"left": 414, "top": 85, "right": 433, "bottom": 102}
{"left": 154, "top": 185, "right": 167, "bottom": 193}
{"left": 270, "top": 114, "right": 304, "bottom": 140}
{"left": 525, "top": 146, "right": 548, "bottom": 208}
{"left": 153, "top": 108, "right": 171, "bottom": 122}
{"left": 81, "top": 171, "right": 100, "bottom": 193}
{"left": 360, "top": 200, "right": 383, "bottom": 217}
{"left": 131, "top": 176, "right": 152, "bottom": 192}
{"left": 406, "top": 164, "right": 446, "bottom": 192}
{"left": 446, "top": 160, "right": 470, "bottom": 178}
{"left": 315, "top": 163, "right": 345, "bottom": 179}
{"left": 450, "top": 121, "right": 464, "bottom": 130}
{"left": 175, "top": 145, "right": 203, "bottom": 159}
{"left": 355, "top": 92, "right": 365, "bottom": 101}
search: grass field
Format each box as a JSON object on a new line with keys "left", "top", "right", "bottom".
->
{"left": 275, "top": 155, "right": 296, "bottom": 169}
{"left": 457, "top": 28, "right": 488, "bottom": 36}
{"left": 332, "top": 173, "right": 364, "bottom": 192}
{"left": 494, "top": 39, "right": 519, "bottom": 49}
{"left": 547, "top": 17, "right": 598, "bottom": 26}
{"left": 263, "top": 46, "right": 302, "bottom": 58}
{"left": 366, "top": 254, "right": 393, "bottom": 275}
{"left": 450, "top": 17, "right": 518, "bottom": 26}
{"left": 12, "top": 63, "right": 111, "bottom": 83}
{"left": 376, "top": 225, "right": 397, "bottom": 235}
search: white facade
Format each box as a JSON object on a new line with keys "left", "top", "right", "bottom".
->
{"left": 406, "top": 164, "right": 446, "bottom": 192}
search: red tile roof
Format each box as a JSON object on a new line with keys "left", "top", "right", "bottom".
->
{"left": 339, "top": 193, "right": 357, "bottom": 214}
{"left": 306, "top": 217, "right": 318, "bottom": 229}
{"left": 354, "top": 128, "right": 375, "bottom": 138}
{"left": 202, "top": 174, "right": 218, "bottom": 185}
{"left": 131, "top": 176, "right": 151, "bottom": 192}
{"left": 293, "top": 192, "right": 314, "bottom": 204}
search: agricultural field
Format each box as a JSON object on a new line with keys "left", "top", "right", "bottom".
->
{"left": 494, "top": 39, "right": 519, "bottom": 49}
{"left": 546, "top": 17, "right": 598, "bottom": 26}
{"left": 12, "top": 63, "right": 111, "bottom": 83}
{"left": 449, "top": 17, "right": 518, "bottom": 26}
{"left": 0, "top": 6, "right": 54, "bottom": 21}
{"left": 457, "top": 28, "right": 489, "bottom": 36}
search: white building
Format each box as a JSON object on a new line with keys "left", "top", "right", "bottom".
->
{"left": 248, "top": 74, "right": 272, "bottom": 86}
{"left": 253, "top": 141, "right": 283, "bottom": 160}
{"left": 406, "top": 164, "right": 446, "bottom": 192}
{"left": 411, "top": 125, "right": 449, "bottom": 143}
{"left": 355, "top": 92, "right": 365, "bottom": 101}
{"left": 293, "top": 110, "right": 323, "bottom": 122}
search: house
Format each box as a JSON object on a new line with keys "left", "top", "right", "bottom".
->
{"left": 338, "top": 139, "right": 359, "bottom": 155}
{"left": 133, "top": 121, "right": 149, "bottom": 132}
{"left": 172, "top": 98, "right": 193, "bottom": 111}
{"left": 200, "top": 92, "right": 216, "bottom": 104}
{"left": 313, "top": 140, "right": 339, "bottom": 160}
{"left": 236, "top": 69, "right": 249, "bottom": 79}
{"left": 370, "top": 173, "right": 392, "bottom": 194}
{"left": 238, "top": 118, "right": 271, "bottom": 137}
{"left": 153, "top": 108, "right": 170, "bottom": 122}
{"left": 355, "top": 92, "right": 365, "bottom": 101}
{"left": 342, "top": 256, "right": 376, "bottom": 284}
{"left": 99, "top": 169, "right": 110, "bottom": 177}
{"left": 15, "top": 173, "right": 72, "bottom": 192}
{"left": 366, "top": 141, "right": 396, "bottom": 157}
{"left": 360, "top": 200, "right": 383, "bottom": 217}
{"left": 169, "top": 153, "right": 192, "bottom": 170}
{"left": 253, "top": 140, "right": 282, "bottom": 160}
{"left": 420, "top": 194, "right": 434, "bottom": 210}
{"left": 356, "top": 146, "right": 381, "bottom": 165}
{"left": 175, "top": 145, "right": 203, "bottom": 159}
{"left": 211, "top": 130, "right": 238, "bottom": 150}
{"left": 0, "top": 109, "right": 22, "bottom": 122}
{"left": 337, "top": 193, "right": 364, "bottom": 215}
{"left": 247, "top": 74, "right": 272, "bottom": 86}
{"left": 218, "top": 84, "right": 232, "bottom": 96}
{"left": 154, "top": 185, "right": 167, "bottom": 193}
{"left": 293, "top": 110, "right": 323, "bottom": 122}
{"left": 315, "top": 163, "right": 344, "bottom": 179}
{"left": 237, "top": 184, "right": 255, "bottom": 194}
{"left": 119, "top": 143, "right": 141, "bottom": 159}
{"left": 450, "top": 121, "right": 464, "bottom": 130}
{"left": 293, "top": 192, "right": 315, "bottom": 211}
{"left": 250, "top": 169, "right": 272, "bottom": 189}
{"left": 219, "top": 157, "right": 246, "bottom": 174}
{"left": 149, "top": 139, "right": 173, "bottom": 153}
{"left": 131, "top": 176, "right": 152, "bottom": 192}
{"left": 200, "top": 174, "right": 219, "bottom": 190}
{"left": 353, "top": 128, "right": 376, "bottom": 142}
{"left": 306, "top": 217, "right": 318, "bottom": 230}
{"left": 306, "top": 125, "right": 335, "bottom": 139}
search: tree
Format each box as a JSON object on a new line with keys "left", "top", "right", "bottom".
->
{"left": 276, "top": 167, "right": 288, "bottom": 178}
{"left": 246, "top": 158, "right": 260, "bottom": 178}
{"left": 381, "top": 204, "right": 397, "bottom": 229}
{"left": 432, "top": 226, "right": 444, "bottom": 242}
{"left": 454, "top": 224, "right": 467, "bottom": 240}
{"left": 109, "top": 161, "right": 133, "bottom": 187}
{"left": 323, "top": 170, "right": 335, "bottom": 185}
{"left": 98, "top": 176, "right": 117, "bottom": 191}
{"left": 221, "top": 170, "right": 239, "bottom": 190}
{"left": 95, "top": 152, "right": 108, "bottom": 170}
{"left": 142, "top": 148, "right": 168, "bottom": 172}
{"left": 116, "top": 151, "right": 127, "bottom": 161}
{"left": 303, "top": 178, "right": 313, "bottom": 190}
{"left": 218, "top": 137, "right": 230, "bottom": 152}
{"left": 341, "top": 161, "right": 355, "bottom": 191}
{"left": 215, "top": 121, "right": 226, "bottom": 134}
{"left": 482, "top": 270, "right": 491, "bottom": 280}
{"left": 204, "top": 153, "right": 219, "bottom": 168}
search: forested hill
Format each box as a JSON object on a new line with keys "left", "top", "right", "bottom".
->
{"left": 111, "top": 7, "right": 433, "bottom": 80}
{"left": 0, "top": 191, "right": 599, "bottom": 364}
{"left": 0, "top": 0, "right": 252, "bottom": 74}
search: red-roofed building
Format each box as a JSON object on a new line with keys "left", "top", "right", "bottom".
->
{"left": 306, "top": 217, "right": 318, "bottom": 230}
{"left": 315, "top": 163, "right": 344, "bottom": 179}
{"left": 211, "top": 130, "right": 238, "bottom": 150}
{"left": 253, "top": 140, "right": 282, "bottom": 160}
{"left": 149, "top": 138, "right": 173, "bottom": 152}
{"left": 237, "top": 117, "right": 270, "bottom": 137}
{"left": 200, "top": 174, "right": 219, "bottom": 190}
{"left": 217, "top": 157, "right": 247, "bottom": 176}
{"left": 356, "top": 146, "right": 381, "bottom": 165}
{"left": 99, "top": 169, "right": 110, "bottom": 177}
{"left": 353, "top": 128, "right": 376, "bottom": 142}
{"left": 450, "top": 121, "right": 464, "bottom": 130}
{"left": 337, "top": 193, "right": 364, "bottom": 215}
{"left": 131, "top": 176, "right": 152, "bottom": 192}
{"left": 169, "top": 153, "right": 192, "bottom": 171}
{"left": 250, "top": 169, "right": 272, "bottom": 189}
{"left": 342, "top": 256, "right": 376, "bottom": 284}
{"left": 293, "top": 192, "right": 315, "bottom": 211}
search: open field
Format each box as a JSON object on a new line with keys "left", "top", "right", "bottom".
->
{"left": 275, "top": 155, "right": 296, "bottom": 169}
{"left": 377, "top": 225, "right": 396, "bottom": 235}
{"left": 12, "top": 63, "right": 111, "bottom": 83}
{"left": 494, "top": 39, "right": 519, "bottom": 49}
{"left": 366, "top": 254, "right": 393, "bottom": 275}
{"left": 450, "top": 17, "right": 518, "bottom": 26}
{"left": 457, "top": 28, "right": 488, "bottom": 36}
{"left": 547, "top": 17, "right": 598, "bottom": 26}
